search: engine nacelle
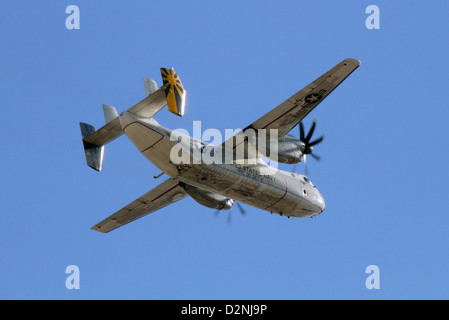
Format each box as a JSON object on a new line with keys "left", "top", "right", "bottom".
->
{"left": 181, "top": 183, "right": 234, "bottom": 210}
{"left": 260, "top": 135, "right": 304, "bottom": 164}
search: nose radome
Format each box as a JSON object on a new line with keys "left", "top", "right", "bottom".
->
{"left": 315, "top": 190, "right": 326, "bottom": 213}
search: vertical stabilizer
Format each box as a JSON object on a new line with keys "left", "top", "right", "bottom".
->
{"left": 79, "top": 123, "right": 105, "bottom": 171}
{"left": 160, "top": 68, "right": 186, "bottom": 117}
{"left": 143, "top": 78, "right": 158, "bottom": 97}
{"left": 103, "top": 104, "right": 118, "bottom": 123}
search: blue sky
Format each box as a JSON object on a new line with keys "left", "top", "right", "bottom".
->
{"left": 1, "top": 1, "right": 448, "bottom": 299}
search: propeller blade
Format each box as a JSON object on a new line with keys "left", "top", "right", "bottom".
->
{"left": 308, "top": 135, "right": 324, "bottom": 147}
{"left": 215, "top": 201, "right": 246, "bottom": 225}
{"left": 299, "top": 122, "right": 305, "bottom": 141}
{"left": 292, "top": 163, "right": 298, "bottom": 173}
{"left": 236, "top": 202, "right": 247, "bottom": 216}
{"left": 310, "top": 153, "right": 322, "bottom": 161}
{"left": 304, "top": 120, "right": 316, "bottom": 144}
{"left": 303, "top": 154, "right": 309, "bottom": 175}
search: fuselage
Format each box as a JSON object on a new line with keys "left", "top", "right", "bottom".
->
{"left": 119, "top": 111, "right": 325, "bottom": 218}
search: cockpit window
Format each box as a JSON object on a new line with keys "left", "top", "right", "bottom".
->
{"left": 303, "top": 176, "right": 313, "bottom": 185}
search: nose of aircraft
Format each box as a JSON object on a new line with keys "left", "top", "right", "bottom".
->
{"left": 314, "top": 189, "right": 326, "bottom": 213}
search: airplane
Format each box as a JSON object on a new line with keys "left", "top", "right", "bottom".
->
{"left": 80, "top": 58, "right": 360, "bottom": 233}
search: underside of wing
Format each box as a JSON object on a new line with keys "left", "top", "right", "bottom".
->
{"left": 248, "top": 58, "right": 360, "bottom": 136}
{"left": 91, "top": 178, "right": 187, "bottom": 233}
{"left": 218, "top": 58, "right": 360, "bottom": 162}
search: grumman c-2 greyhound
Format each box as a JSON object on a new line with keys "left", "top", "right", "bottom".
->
{"left": 80, "top": 58, "right": 360, "bottom": 233}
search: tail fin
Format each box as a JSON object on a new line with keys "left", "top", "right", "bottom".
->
{"left": 80, "top": 105, "right": 123, "bottom": 171}
{"left": 80, "top": 123, "right": 105, "bottom": 171}
{"left": 160, "top": 68, "right": 186, "bottom": 117}
{"left": 143, "top": 77, "right": 158, "bottom": 97}
{"left": 103, "top": 104, "right": 118, "bottom": 123}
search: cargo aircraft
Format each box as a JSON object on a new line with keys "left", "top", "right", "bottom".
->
{"left": 80, "top": 58, "right": 360, "bottom": 233}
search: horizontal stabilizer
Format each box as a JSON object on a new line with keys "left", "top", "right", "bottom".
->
{"left": 125, "top": 69, "right": 187, "bottom": 118}
{"left": 127, "top": 89, "right": 167, "bottom": 118}
{"left": 82, "top": 117, "right": 123, "bottom": 147}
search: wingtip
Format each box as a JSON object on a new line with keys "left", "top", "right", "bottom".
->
{"left": 345, "top": 58, "right": 361, "bottom": 66}
{"left": 91, "top": 225, "right": 107, "bottom": 233}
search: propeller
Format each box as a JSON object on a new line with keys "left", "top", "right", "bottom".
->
{"left": 295, "top": 120, "right": 324, "bottom": 174}
{"left": 214, "top": 201, "right": 246, "bottom": 225}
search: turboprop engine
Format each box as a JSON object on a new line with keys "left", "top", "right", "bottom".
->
{"left": 180, "top": 183, "right": 234, "bottom": 210}
{"left": 262, "top": 120, "right": 324, "bottom": 164}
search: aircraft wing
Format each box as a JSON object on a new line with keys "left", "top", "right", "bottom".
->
{"left": 223, "top": 58, "right": 360, "bottom": 146}
{"left": 91, "top": 178, "right": 187, "bottom": 233}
